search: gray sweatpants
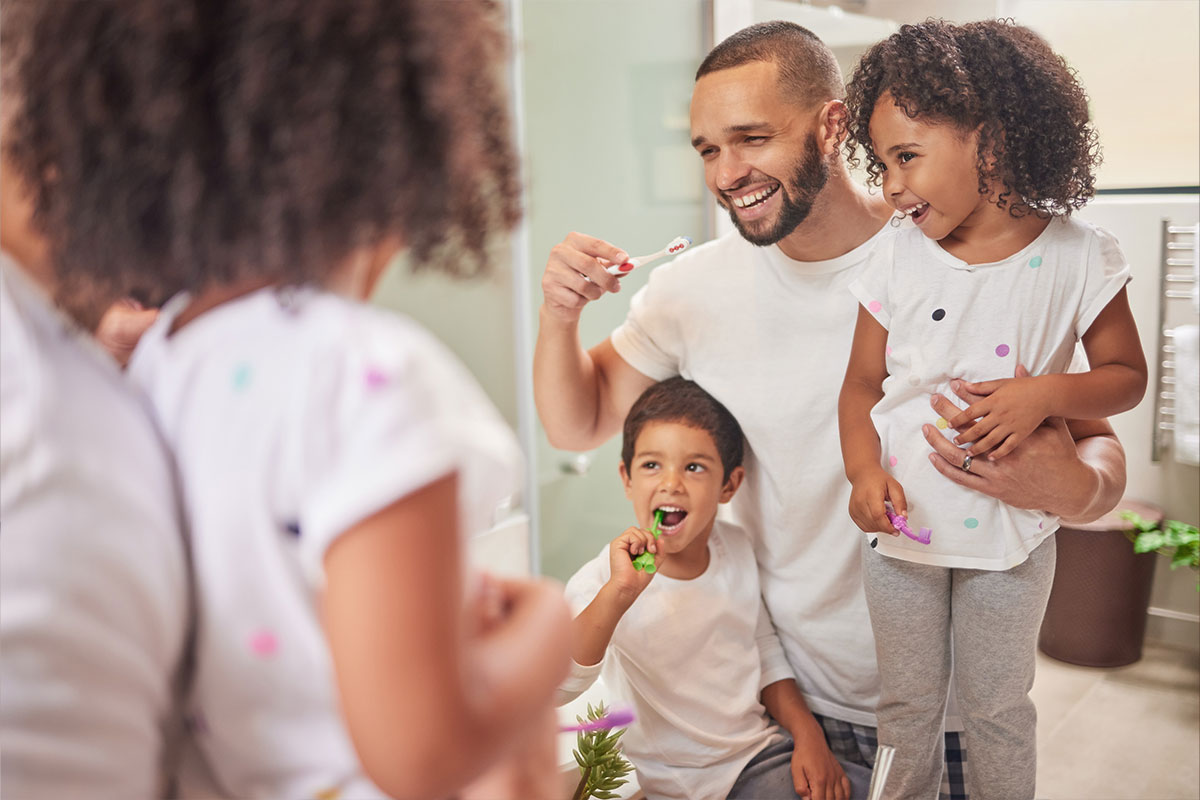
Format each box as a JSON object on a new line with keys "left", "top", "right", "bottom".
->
{"left": 861, "top": 537, "right": 1056, "bottom": 800}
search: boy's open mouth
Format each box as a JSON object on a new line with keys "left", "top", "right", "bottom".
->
{"left": 655, "top": 505, "right": 688, "bottom": 534}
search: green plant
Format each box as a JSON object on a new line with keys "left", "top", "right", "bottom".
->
{"left": 1120, "top": 511, "right": 1200, "bottom": 587}
{"left": 571, "top": 702, "right": 634, "bottom": 800}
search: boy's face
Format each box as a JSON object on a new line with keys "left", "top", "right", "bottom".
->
{"left": 619, "top": 420, "right": 743, "bottom": 559}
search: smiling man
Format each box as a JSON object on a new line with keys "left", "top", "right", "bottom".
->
{"left": 533, "top": 21, "right": 1128, "bottom": 800}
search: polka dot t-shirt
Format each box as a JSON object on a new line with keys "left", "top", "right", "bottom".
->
{"left": 128, "top": 286, "right": 521, "bottom": 798}
{"left": 848, "top": 217, "right": 1130, "bottom": 569}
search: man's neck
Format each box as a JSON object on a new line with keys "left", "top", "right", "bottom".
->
{"left": 774, "top": 172, "right": 892, "bottom": 264}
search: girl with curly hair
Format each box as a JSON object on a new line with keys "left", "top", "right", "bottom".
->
{"left": 4, "top": 0, "right": 570, "bottom": 798}
{"left": 837, "top": 19, "right": 1146, "bottom": 799}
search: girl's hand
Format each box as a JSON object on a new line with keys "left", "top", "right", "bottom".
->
{"left": 847, "top": 467, "right": 907, "bottom": 535}
{"left": 607, "top": 526, "right": 659, "bottom": 598}
{"left": 946, "top": 374, "right": 1052, "bottom": 459}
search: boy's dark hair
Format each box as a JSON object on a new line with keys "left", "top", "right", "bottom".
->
{"left": 843, "top": 18, "right": 1100, "bottom": 218}
{"left": 621, "top": 377, "right": 744, "bottom": 482}
{"left": 2, "top": 0, "right": 520, "bottom": 324}
{"left": 696, "top": 20, "right": 844, "bottom": 110}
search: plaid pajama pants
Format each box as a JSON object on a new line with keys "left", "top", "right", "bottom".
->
{"left": 813, "top": 713, "right": 968, "bottom": 800}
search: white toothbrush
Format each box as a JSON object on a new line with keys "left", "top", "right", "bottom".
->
{"left": 606, "top": 236, "right": 692, "bottom": 276}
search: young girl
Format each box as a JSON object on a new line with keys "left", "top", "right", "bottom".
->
{"left": 837, "top": 19, "right": 1146, "bottom": 800}
{"left": 5, "top": 1, "right": 570, "bottom": 798}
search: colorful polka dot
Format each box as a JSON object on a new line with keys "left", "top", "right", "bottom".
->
{"left": 284, "top": 521, "right": 301, "bottom": 537}
{"left": 888, "top": 455, "right": 898, "bottom": 467}
{"left": 249, "top": 630, "right": 279, "bottom": 657}
{"left": 932, "top": 308, "right": 946, "bottom": 321}
{"left": 995, "top": 344, "right": 1010, "bottom": 357}
{"left": 964, "top": 518, "right": 980, "bottom": 529}
{"left": 870, "top": 537, "right": 878, "bottom": 549}
{"left": 935, "top": 417, "right": 949, "bottom": 430}
{"left": 885, "top": 345, "right": 893, "bottom": 356}
{"left": 364, "top": 367, "right": 388, "bottom": 389}
{"left": 868, "top": 300, "right": 882, "bottom": 313}
{"left": 314, "top": 788, "right": 342, "bottom": 800}
{"left": 1029, "top": 256, "right": 1043, "bottom": 268}
{"left": 232, "top": 363, "right": 252, "bottom": 390}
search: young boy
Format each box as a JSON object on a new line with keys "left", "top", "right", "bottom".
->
{"left": 560, "top": 378, "right": 869, "bottom": 800}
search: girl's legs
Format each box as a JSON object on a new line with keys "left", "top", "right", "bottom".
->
{"left": 862, "top": 541, "right": 953, "bottom": 799}
{"left": 950, "top": 537, "right": 1056, "bottom": 800}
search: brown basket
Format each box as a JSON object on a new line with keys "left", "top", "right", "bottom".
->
{"left": 1038, "top": 500, "right": 1161, "bottom": 667}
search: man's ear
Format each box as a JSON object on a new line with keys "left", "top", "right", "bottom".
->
{"left": 618, "top": 462, "right": 634, "bottom": 500}
{"left": 817, "top": 99, "right": 848, "bottom": 155}
{"left": 719, "top": 465, "right": 745, "bottom": 503}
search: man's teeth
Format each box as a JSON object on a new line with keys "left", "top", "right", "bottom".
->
{"left": 731, "top": 185, "right": 779, "bottom": 208}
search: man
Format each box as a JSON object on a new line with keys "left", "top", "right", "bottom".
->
{"left": 533, "top": 21, "right": 1126, "bottom": 800}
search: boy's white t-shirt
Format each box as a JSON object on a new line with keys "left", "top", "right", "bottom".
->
{"left": 611, "top": 228, "right": 890, "bottom": 726}
{"left": 0, "top": 258, "right": 188, "bottom": 798}
{"left": 559, "top": 520, "right": 792, "bottom": 800}
{"left": 127, "top": 286, "right": 521, "bottom": 799}
{"left": 849, "top": 217, "right": 1130, "bottom": 569}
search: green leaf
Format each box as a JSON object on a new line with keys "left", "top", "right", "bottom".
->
{"left": 1134, "top": 531, "right": 1169, "bottom": 553}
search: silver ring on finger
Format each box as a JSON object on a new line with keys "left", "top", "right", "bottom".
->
{"left": 960, "top": 454, "right": 973, "bottom": 472}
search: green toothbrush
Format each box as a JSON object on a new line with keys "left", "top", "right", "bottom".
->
{"left": 631, "top": 509, "right": 664, "bottom": 573}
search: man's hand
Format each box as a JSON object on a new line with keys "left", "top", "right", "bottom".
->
{"left": 790, "top": 720, "right": 851, "bottom": 800}
{"left": 541, "top": 232, "right": 627, "bottom": 324}
{"left": 925, "top": 365, "right": 1104, "bottom": 518}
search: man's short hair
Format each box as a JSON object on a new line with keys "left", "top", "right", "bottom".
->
{"left": 621, "top": 377, "right": 744, "bottom": 481}
{"left": 696, "top": 20, "right": 844, "bottom": 110}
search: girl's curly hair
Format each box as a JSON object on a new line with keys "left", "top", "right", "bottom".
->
{"left": 843, "top": 18, "right": 1101, "bottom": 218}
{"left": 3, "top": 0, "right": 520, "bottom": 319}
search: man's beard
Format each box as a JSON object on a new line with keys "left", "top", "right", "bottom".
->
{"left": 725, "top": 134, "right": 829, "bottom": 247}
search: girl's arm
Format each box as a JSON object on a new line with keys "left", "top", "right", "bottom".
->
{"left": 322, "top": 474, "right": 571, "bottom": 800}
{"left": 950, "top": 288, "right": 1148, "bottom": 458}
{"left": 839, "top": 306, "right": 908, "bottom": 532}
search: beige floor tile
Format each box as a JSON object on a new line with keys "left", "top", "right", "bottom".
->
{"left": 1034, "top": 644, "right": 1199, "bottom": 800}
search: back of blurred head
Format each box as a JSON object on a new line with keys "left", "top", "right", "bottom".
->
{"left": 2, "top": 0, "right": 520, "bottom": 327}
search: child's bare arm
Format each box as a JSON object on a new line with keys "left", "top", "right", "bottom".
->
{"left": 571, "top": 526, "right": 657, "bottom": 666}
{"left": 839, "top": 307, "right": 908, "bottom": 533}
{"left": 949, "top": 288, "right": 1147, "bottom": 459}
{"left": 322, "top": 474, "right": 571, "bottom": 799}
{"left": 761, "top": 679, "right": 851, "bottom": 800}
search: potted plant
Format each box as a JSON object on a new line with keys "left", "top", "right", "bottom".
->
{"left": 571, "top": 703, "right": 634, "bottom": 800}
{"left": 1120, "top": 511, "right": 1200, "bottom": 588}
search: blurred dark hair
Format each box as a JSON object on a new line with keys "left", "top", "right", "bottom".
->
{"left": 2, "top": 0, "right": 520, "bottom": 321}
{"left": 843, "top": 18, "right": 1100, "bottom": 218}
{"left": 622, "top": 377, "right": 744, "bottom": 481}
{"left": 697, "top": 20, "right": 844, "bottom": 109}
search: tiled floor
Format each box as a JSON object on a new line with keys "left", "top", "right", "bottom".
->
{"left": 1032, "top": 642, "right": 1200, "bottom": 800}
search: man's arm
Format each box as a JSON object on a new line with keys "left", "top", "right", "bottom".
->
{"left": 533, "top": 232, "right": 656, "bottom": 451}
{"left": 926, "top": 369, "right": 1126, "bottom": 524}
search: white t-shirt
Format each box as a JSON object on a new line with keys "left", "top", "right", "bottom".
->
{"left": 849, "top": 218, "right": 1130, "bottom": 569}
{"left": 128, "top": 286, "right": 521, "bottom": 799}
{"left": 559, "top": 520, "right": 791, "bottom": 800}
{"left": 0, "top": 258, "right": 188, "bottom": 799}
{"left": 611, "top": 227, "right": 890, "bottom": 726}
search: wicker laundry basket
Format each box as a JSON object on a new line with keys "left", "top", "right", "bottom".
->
{"left": 1038, "top": 499, "right": 1162, "bottom": 667}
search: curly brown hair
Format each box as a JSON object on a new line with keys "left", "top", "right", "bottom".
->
{"left": 2, "top": 0, "right": 520, "bottom": 318}
{"left": 843, "top": 18, "right": 1100, "bottom": 218}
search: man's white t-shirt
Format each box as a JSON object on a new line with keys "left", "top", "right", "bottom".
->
{"left": 611, "top": 227, "right": 892, "bottom": 726}
{"left": 128, "top": 286, "right": 521, "bottom": 799}
{"left": 559, "top": 520, "right": 791, "bottom": 800}
{"left": 849, "top": 217, "right": 1130, "bottom": 569}
{"left": 0, "top": 258, "right": 188, "bottom": 798}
